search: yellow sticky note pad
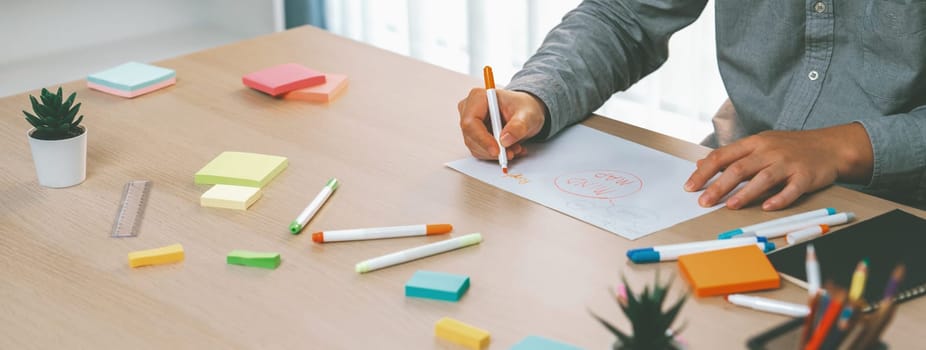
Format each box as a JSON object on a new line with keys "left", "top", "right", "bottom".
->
{"left": 128, "top": 244, "right": 184, "bottom": 268}
{"left": 435, "top": 317, "right": 490, "bottom": 349}
{"left": 200, "top": 184, "right": 262, "bottom": 210}
{"left": 194, "top": 151, "right": 288, "bottom": 188}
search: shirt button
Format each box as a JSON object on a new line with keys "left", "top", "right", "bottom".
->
{"left": 814, "top": 2, "right": 826, "bottom": 13}
{"left": 808, "top": 70, "right": 820, "bottom": 80}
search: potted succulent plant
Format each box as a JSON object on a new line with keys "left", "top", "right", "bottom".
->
{"left": 591, "top": 273, "right": 688, "bottom": 350}
{"left": 23, "top": 87, "right": 87, "bottom": 188}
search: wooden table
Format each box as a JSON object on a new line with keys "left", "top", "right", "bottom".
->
{"left": 1, "top": 26, "right": 922, "bottom": 349}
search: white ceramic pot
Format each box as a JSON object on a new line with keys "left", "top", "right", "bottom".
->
{"left": 27, "top": 126, "right": 87, "bottom": 188}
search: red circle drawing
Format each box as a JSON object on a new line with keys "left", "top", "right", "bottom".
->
{"left": 554, "top": 170, "right": 643, "bottom": 199}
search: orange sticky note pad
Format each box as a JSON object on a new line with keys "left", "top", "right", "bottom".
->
{"left": 284, "top": 74, "right": 348, "bottom": 102}
{"left": 678, "top": 245, "right": 780, "bottom": 297}
{"left": 242, "top": 63, "right": 326, "bottom": 96}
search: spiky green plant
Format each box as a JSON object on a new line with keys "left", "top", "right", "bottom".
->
{"left": 23, "top": 87, "right": 84, "bottom": 140}
{"left": 591, "top": 272, "right": 688, "bottom": 350}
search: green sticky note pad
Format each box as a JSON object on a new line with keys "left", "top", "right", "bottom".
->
{"left": 194, "top": 151, "right": 288, "bottom": 188}
{"left": 510, "top": 335, "right": 583, "bottom": 350}
{"left": 87, "top": 62, "right": 176, "bottom": 91}
{"left": 404, "top": 270, "right": 469, "bottom": 302}
{"left": 227, "top": 250, "right": 281, "bottom": 269}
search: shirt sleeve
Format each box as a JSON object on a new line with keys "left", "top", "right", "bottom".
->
{"left": 855, "top": 107, "right": 926, "bottom": 205}
{"left": 505, "top": 0, "right": 708, "bottom": 139}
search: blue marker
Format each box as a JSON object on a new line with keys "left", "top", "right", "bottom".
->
{"left": 628, "top": 237, "right": 771, "bottom": 264}
{"left": 718, "top": 208, "right": 836, "bottom": 239}
{"left": 630, "top": 242, "right": 775, "bottom": 263}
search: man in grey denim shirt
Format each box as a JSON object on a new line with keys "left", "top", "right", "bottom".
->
{"left": 458, "top": 0, "right": 925, "bottom": 210}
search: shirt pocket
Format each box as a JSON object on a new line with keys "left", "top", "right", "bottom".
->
{"left": 858, "top": 1, "right": 926, "bottom": 103}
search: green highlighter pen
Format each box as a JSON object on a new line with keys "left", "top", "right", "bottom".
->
{"left": 289, "top": 178, "right": 339, "bottom": 234}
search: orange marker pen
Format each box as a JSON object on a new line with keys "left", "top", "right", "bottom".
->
{"left": 483, "top": 66, "right": 508, "bottom": 174}
{"left": 312, "top": 224, "right": 452, "bottom": 243}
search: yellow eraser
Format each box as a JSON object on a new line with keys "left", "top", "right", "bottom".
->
{"left": 128, "top": 244, "right": 184, "bottom": 268}
{"left": 434, "top": 317, "right": 490, "bottom": 349}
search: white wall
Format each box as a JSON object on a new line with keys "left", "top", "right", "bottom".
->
{"left": 0, "top": 0, "right": 283, "bottom": 97}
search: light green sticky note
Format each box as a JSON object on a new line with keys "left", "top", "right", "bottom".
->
{"left": 194, "top": 152, "right": 288, "bottom": 188}
{"left": 227, "top": 250, "right": 281, "bottom": 269}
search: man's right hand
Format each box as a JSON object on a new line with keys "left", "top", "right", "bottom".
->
{"left": 457, "top": 88, "right": 547, "bottom": 160}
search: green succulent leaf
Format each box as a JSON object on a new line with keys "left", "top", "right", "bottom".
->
{"left": 591, "top": 312, "right": 632, "bottom": 343}
{"left": 25, "top": 87, "right": 84, "bottom": 140}
{"left": 29, "top": 95, "right": 42, "bottom": 115}
{"left": 23, "top": 111, "right": 43, "bottom": 127}
{"left": 65, "top": 102, "right": 81, "bottom": 123}
{"left": 70, "top": 115, "right": 84, "bottom": 128}
{"left": 600, "top": 272, "right": 687, "bottom": 350}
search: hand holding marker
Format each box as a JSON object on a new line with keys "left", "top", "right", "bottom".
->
{"left": 483, "top": 66, "right": 507, "bottom": 174}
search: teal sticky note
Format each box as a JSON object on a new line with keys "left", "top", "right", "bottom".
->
{"left": 510, "top": 335, "right": 583, "bottom": 350}
{"left": 404, "top": 270, "right": 469, "bottom": 302}
{"left": 88, "top": 62, "right": 175, "bottom": 91}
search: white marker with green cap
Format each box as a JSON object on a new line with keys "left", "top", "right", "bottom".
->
{"left": 289, "top": 178, "right": 339, "bottom": 234}
{"left": 355, "top": 233, "right": 482, "bottom": 273}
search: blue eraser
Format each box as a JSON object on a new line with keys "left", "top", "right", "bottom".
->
{"left": 510, "top": 335, "right": 583, "bottom": 350}
{"left": 629, "top": 250, "right": 661, "bottom": 264}
{"left": 404, "top": 270, "right": 469, "bottom": 302}
{"left": 625, "top": 248, "right": 653, "bottom": 258}
{"left": 718, "top": 228, "right": 744, "bottom": 239}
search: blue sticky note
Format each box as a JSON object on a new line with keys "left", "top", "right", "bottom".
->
{"left": 88, "top": 62, "right": 175, "bottom": 91}
{"left": 510, "top": 335, "right": 583, "bottom": 350}
{"left": 404, "top": 270, "right": 469, "bottom": 302}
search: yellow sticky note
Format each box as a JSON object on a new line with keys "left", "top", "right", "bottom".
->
{"left": 435, "top": 317, "right": 490, "bottom": 349}
{"left": 194, "top": 152, "right": 288, "bottom": 188}
{"left": 200, "top": 184, "right": 262, "bottom": 210}
{"left": 128, "top": 244, "right": 184, "bottom": 268}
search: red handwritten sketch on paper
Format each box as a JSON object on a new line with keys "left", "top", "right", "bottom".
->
{"left": 504, "top": 173, "right": 530, "bottom": 185}
{"left": 554, "top": 170, "right": 643, "bottom": 199}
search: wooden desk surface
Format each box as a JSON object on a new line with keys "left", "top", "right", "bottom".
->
{"left": 1, "top": 26, "right": 922, "bottom": 349}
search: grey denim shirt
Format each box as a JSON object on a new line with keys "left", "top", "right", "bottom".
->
{"left": 506, "top": 0, "right": 926, "bottom": 208}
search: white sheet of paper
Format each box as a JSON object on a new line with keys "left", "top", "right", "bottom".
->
{"left": 446, "top": 125, "right": 723, "bottom": 240}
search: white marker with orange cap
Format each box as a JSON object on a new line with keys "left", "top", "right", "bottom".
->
{"left": 483, "top": 66, "right": 508, "bottom": 174}
{"left": 786, "top": 224, "right": 830, "bottom": 245}
{"left": 312, "top": 224, "right": 453, "bottom": 243}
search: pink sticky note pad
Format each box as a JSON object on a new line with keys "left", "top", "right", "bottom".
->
{"left": 283, "top": 74, "right": 349, "bottom": 102}
{"left": 242, "top": 63, "right": 326, "bottom": 96}
{"left": 87, "top": 77, "right": 176, "bottom": 98}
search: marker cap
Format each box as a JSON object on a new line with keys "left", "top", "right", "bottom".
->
{"left": 289, "top": 221, "right": 303, "bottom": 234}
{"left": 629, "top": 250, "right": 660, "bottom": 264}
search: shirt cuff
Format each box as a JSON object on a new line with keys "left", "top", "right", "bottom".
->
{"left": 506, "top": 75, "right": 570, "bottom": 141}
{"left": 854, "top": 115, "right": 926, "bottom": 197}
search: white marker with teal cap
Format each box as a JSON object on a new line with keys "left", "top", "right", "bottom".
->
{"left": 289, "top": 177, "right": 339, "bottom": 234}
{"left": 718, "top": 207, "right": 837, "bottom": 239}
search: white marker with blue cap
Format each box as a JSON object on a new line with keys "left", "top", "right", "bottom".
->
{"left": 718, "top": 207, "right": 837, "bottom": 239}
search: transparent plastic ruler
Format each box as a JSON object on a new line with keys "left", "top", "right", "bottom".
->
{"left": 111, "top": 180, "right": 152, "bottom": 238}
